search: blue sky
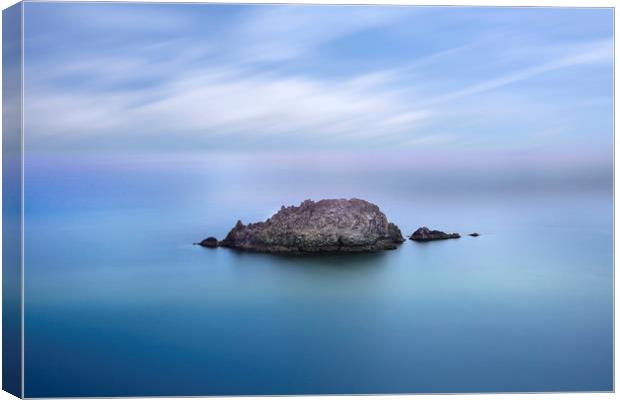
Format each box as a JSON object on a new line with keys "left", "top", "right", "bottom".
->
{"left": 23, "top": 3, "right": 612, "bottom": 176}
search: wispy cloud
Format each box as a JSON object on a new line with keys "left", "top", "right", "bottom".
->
{"left": 23, "top": 3, "right": 613, "bottom": 158}
{"left": 235, "top": 6, "right": 418, "bottom": 63}
{"left": 26, "top": 67, "right": 432, "bottom": 143}
{"left": 418, "top": 38, "right": 613, "bottom": 107}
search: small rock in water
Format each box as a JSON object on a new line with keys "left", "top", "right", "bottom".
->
{"left": 469, "top": 232, "right": 480, "bottom": 237}
{"left": 410, "top": 226, "right": 460, "bottom": 241}
{"left": 198, "top": 237, "right": 219, "bottom": 248}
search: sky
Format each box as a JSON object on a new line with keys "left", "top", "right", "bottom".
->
{"left": 22, "top": 3, "right": 613, "bottom": 186}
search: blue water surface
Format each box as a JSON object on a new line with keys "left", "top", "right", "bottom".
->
{"left": 23, "top": 156, "right": 613, "bottom": 396}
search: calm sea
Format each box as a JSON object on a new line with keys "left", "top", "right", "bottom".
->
{"left": 23, "top": 154, "right": 613, "bottom": 396}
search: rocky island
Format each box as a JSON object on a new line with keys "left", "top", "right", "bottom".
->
{"left": 198, "top": 237, "right": 218, "bottom": 248}
{"left": 410, "top": 226, "right": 460, "bottom": 241}
{"left": 199, "top": 198, "right": 405, "bottom": 254}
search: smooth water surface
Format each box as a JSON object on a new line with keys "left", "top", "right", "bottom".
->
{"left": 23, "top": 155, "right": 613, "bottom": 396}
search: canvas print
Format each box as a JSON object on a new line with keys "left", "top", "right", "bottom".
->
{"left": 2, "top": 2, "right": 614, "bottom": 397}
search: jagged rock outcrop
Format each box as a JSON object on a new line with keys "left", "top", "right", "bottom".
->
{"left": 217, "top": 198, "right": 405, "bottom": 254}
{"left": 410, "top": 226, "right": 460, "bottom": 241}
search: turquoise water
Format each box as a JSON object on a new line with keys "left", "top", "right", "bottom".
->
{"left": 23, "top": 156, "right": 613, "bottom": 396}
